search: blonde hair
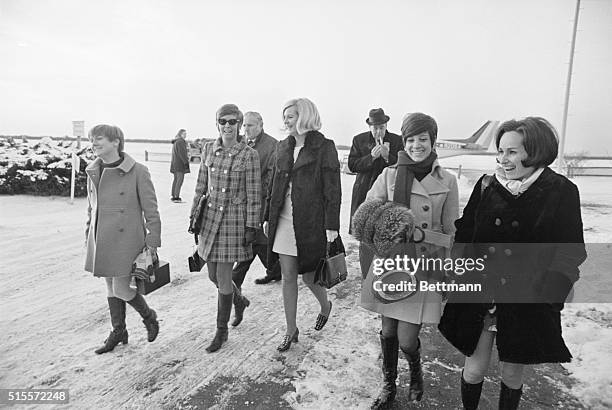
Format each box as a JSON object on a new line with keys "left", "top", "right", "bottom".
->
{"left": 282, "top": 98, "right": 321, "bottom": 135}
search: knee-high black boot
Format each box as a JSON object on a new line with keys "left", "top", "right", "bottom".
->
{"left": 371, "top": 333, "right": 399, "bottom": 410}
{"left": 461, "top": 371, "right": 483, "bottom": 410}
{"left": 499, "top": 381, "right": 522, "bottom": 410}
{"left": 402, "top": 338, "right": 424, "bottom": 402}
{"left": 127, "top": 293, "right": 159, "bottom": 342}
{"left": 206, "top": 292, "right": 233, "bottom": 353}
{"left": 95, "top": 297, "right": 128, "bottom": 354}
{"left": 231, "top": 284, "right": 250, "bottom": 327}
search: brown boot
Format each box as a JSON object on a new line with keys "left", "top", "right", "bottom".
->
{"left": 402, "top": 338, "right": 424, "bottom": 402}
{"left": 231, "top": 285, "right": 250, "bottom": 327}
{"left": 95, "top": 297, "right": 128, "bottom": 354}
{"left": 127, "top": 293, "right": 159, "bottom": 342}
{"left": 371, "top": 333, "right": 398, "bottom": 409}
{"left": 206, "top": 292, "right": 233, "bottom": 353}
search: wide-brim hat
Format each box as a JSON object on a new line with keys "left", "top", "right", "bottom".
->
{"left": 366, "top": 108, "right": 390, "bottom": 126}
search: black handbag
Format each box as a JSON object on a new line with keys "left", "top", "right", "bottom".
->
{"left": 188, "top": 194, "right": 207, "bottom": 272}
{"left": 136, "top": 260, "right": 171, "bottom": 295}
{"left": 314, "top": 236, "right": 348, "bottom": 289}
{"left": 188, "top": 248, "right": 206, "bottom": 272}
{"left": 189, "top": 194, "right": 208, "bottom": 236}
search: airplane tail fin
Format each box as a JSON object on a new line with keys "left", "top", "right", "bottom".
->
{"left": 446, "top": 121, "right": 499, "bottom": 149}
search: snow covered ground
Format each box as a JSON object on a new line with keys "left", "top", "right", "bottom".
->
{"left": 0, "top": 149, "right": 611, "bottom": 409}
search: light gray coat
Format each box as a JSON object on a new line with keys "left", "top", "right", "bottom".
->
{"left": 85, "top": 153, "right": 161, "bottom": 277}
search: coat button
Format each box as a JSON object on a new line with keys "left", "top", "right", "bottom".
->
{"left": 500, "top": 277, "right": 506, "bottom": 285}
{"left": 488, "top": 246, "right": 496, "bottom": 254}
{"left": 495, "top": 218, "right": 502, "bottom": 226}
{"left": 224, "top": 170, "right": 228, "bottom": 174}
{"left": 422, "top": 205, "right": 430, "bottom": 211}
{"left": 285, "top": 173, "right": 289, "bottom": 177}
{"left": 219, "top": 206, "right": 224, "bottom": 211}
{"left": 222, "top": 188, "right": 226, "bottom": 192}
{"left": 208, "top": 203, "right": 212, "bottom": 207}
{"left": 211, "top": 167, "right": 215, "bottom": 172}
{"left": 216, "top": 152, "right": 219, "bottom": 156}
{"left": 119, "top": 228, "right": 124, "bottom": 232}
{"left": 421, "top": 222, "right": 428, "bottom": 229}
{"left": 119, "top": 192, "right": 124, "bottom": 195}
{"left": 511, "top": 220, "right": 519, "bottom": 228}
{"left": 120, "top": 209, "right": 124, "bottom": 213}
{"left": 504, "top": 249, "right": 512, "bottom": 256}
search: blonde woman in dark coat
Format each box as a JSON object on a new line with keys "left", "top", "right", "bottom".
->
{"left": 85, "top": 124, "right": 161, "bottom": 354}
{"left": 263, "top": 98, "right": 342, "bottom": 352}
{"left": 190, "top": 104, "right": 261, "bottom": 353}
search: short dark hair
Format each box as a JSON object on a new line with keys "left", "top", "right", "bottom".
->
{"left": 88, "top": 124, "right": 124, "bottom": 154}
{"left": 401, "top": 113, "right": 438, "bottom": 146}
{"left": 495, "top": 117, "right": 558, "bottom": 168}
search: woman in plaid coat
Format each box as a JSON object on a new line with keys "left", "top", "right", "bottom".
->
{"left": 190, "top": 104, "right": 261, "bottom": 353}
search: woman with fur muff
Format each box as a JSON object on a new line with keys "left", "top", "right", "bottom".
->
{"left": 438, "top": 117, "right": 586, "bottom": 410}
{"left": 85, "top": 124, "right": 161, "bottom": 354}
{"left": 263, "top": 98, "right": 342, "bottom": 352}
{"left": 190, "top": 104, "right": 261, "bottom": 353}
{"left": 355, "top": 112, "right": 459, "bottom": 408}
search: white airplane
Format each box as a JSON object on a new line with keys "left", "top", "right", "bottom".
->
{"left": 435, "top": 120, "right": 499, "bottom": 158}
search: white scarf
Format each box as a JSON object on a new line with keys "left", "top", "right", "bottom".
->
{"left": 494, "top": 165, "right": 545, "bottom": 196}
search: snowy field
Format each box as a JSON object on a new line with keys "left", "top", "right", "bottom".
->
{"left": 1, "top": 144, "right": 611, "bottom": 409}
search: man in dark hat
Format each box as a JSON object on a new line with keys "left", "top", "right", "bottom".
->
{"left": 348, "top": 108, "right": 403, "bottom": 234}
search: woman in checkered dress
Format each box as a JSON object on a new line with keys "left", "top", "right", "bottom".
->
{"left": 190, "top": 104, "right": 261, "bottom": 353}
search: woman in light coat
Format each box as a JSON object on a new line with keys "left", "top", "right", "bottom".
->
{"left": 363, "top": 113, "right": 459, "bottom": 408}
{"left": 190, "top": 104, "right": 261, "bottom": 353}
{"left": 85, "top": 124, "right": 161, "bottom": 354}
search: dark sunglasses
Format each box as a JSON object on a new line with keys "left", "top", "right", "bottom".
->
{"left": 218, "top": 118, "right": 239, "bottom": 126}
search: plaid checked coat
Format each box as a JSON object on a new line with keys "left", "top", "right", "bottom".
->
{"left": 191, "top": 137, "right": 261, "bottom": 262}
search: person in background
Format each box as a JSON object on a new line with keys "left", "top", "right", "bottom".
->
{"left": 263, "top": 98, "right": 341, "bottom": 352}
{"left": 229, "top": 112, "right": 281, "bottom": 326}
{"left": 348, "top": 108, "right": 403, "bottom": 281}
{"left": 190, "top": 104, "right": 261, "bottom": 353}
{"left": 438, "top": 117, "right": 586, "bottom": 410}
{"left": 170, "top": 128, "right": 190, "bottom": 202}
{"left": 85, "top": 124, "right": 161, "bottom": 354}
{"left": 348, "top": 108, "right": 403, "bottom": 234}
{"left": 363, "top": 113, "right": 458, "bottom": 408}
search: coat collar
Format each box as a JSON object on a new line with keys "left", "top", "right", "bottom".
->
{"left": 277, "top": 130, "right": 325, "bottom": 172}
{"left": 410, "top": 160, "right": 450, "bottom": 197}
{"left": 212, "top": 135, "right": 246, "bottom": 155}
{"left": 86, "top": 153, "right": 137, "bottom": 187}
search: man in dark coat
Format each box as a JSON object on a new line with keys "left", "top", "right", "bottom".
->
{"left": 348, "top": 108, "right": 403, "bottom": 234}
{"left": 170, "top": 128, "right": 190, "bottom": 202}
{"left": 229, "top": 112, "right": 281, "bottom": 325}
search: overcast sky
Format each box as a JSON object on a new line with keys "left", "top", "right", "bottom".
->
{"left": 1, "top": 0, "right": 611, "bottom": 153}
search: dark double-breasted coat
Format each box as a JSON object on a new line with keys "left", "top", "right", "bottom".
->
{"left": 438, "top": 167, "right": 587, "bottom": 364}
{"left": 191, "top": 137, "right": 261, "bottom": 262}
{"left": 249, "top": 131, "right": 278, "bottom": 245}
{"left": 348, "top": 130, "right": 403, "bottom": 233}
{"left": 264, "top": 131, "right": 341, "bottom": 274}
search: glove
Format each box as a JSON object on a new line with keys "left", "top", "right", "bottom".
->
{"left": 243, "top": 227, "right": 257, "bottom": 246}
